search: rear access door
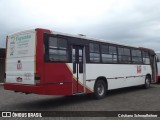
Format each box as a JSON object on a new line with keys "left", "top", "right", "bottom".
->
{"left": 72, "top": 45, "right": 86, "bottom": 94}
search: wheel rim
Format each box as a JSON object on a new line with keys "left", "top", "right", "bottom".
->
{"left": 146, "top": 78, "right": 150, "bottom": 87}
{"left": 97, "top": 83, "right": 105, "bottom": 96}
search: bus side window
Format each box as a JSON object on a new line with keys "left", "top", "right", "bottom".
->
{"left": 89, "top": 43, "right": 100, "bottom": 63}
{"left": 48, "top": 37, "right": 68, "bottom": 62}
{"left": 101, "top": 45, "right": 118, "bottom": 63}
{"left": 131, "top": 49, "right": 142, "bottom": 64}
{"left": 118, "top": 47, "right": 131, "bottom": 64}
{"left": 143, "top": 51, "right": 150, "bottom": 64}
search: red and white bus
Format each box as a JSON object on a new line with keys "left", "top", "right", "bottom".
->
{"left": 156, "top": 51, "right": 160, "bottom": 82}
{"left": 4, "top": 28, "right": 158, "bottom": 99}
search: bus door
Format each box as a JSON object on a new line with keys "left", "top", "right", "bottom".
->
{"left": 72, "top": 45, "right": 86, "bottom": 94}
{"left": 150, "top": 54, "right": 157, "bottom": 83}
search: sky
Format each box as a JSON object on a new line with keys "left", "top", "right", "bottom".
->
{"left": 0, "top": 0, "right": 160, "bottom": 51}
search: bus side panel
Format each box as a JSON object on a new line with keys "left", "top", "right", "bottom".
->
{"left": 85, "top": 64, "right": 151, "bottom": 91}
{"left": 43, "top": 63, "right": 73, "bottom": 95}
{"left": 35, "top": 29, "right": 50, "bottom": 83}
{"left": 4, "top": 83, "right": 72, "bottom": 95}
{"left": 36, "top": 29, "right": 73, "bottom": 95}
{"left": 44, "top": 63, "right": 73, "bottom": 83}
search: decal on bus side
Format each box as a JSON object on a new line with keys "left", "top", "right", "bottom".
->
{"left": 137, "top": 65, "right": 142, "bottom": 73}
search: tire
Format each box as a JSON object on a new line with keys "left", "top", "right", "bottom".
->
{"left": 144, "top": 76, "right": 151, "bottom": 89}
{"left": 94, "top": 80, "right": 106, "bottom": 99}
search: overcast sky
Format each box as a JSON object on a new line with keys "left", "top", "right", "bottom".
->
{"left": 0, "top": 0, "right": 160, "bottom": 51}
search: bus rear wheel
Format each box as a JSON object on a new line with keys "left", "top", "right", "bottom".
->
{"left": 144, "top": 76, "right": 151, "bottom": 89}
{"left": 94, "top": 80, "right": 106, "bottom": 99}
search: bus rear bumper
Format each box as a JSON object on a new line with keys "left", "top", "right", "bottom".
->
{"left": 4, "top": 83, "right": 72, "bottom": 95}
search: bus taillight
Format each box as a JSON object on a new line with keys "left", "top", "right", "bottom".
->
{"left": 35, "top": 74, "right": 40, "bottom": 84}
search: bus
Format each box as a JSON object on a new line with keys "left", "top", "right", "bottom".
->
{"left": 156, "top": 51, "right": 160, "bottom": 82}
{"left": 4, "top": 28, "right": 158, "bottom": 99}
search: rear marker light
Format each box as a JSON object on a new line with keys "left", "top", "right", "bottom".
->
{"left": 35, "top": 76, "right": 40, "bottom": 84}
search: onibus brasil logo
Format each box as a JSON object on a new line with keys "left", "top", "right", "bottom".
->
{"left": 1, "top": 112, "right": 42, "bottom": 118}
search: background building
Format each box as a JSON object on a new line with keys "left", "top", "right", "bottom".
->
{"left": 0, "top": 48, "right": 5, "bottom": 83}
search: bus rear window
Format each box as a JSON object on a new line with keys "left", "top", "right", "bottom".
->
{"left": 48, "top": 37, "right": 68, "bottom": 62}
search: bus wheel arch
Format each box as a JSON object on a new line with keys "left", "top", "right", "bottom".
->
{"left": 93, "top": 76, "right": 108, "bottom": 99}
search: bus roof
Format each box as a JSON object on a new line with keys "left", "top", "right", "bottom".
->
{"left": 8, "top": 29, "right": 35, "bottom": 36}
{"left": 7, "top": 28, "right": 154, "bottom": 51}
{"left": 51, "top": 30, "right": 139, "bottom": 48}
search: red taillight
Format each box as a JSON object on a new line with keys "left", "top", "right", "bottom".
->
{"left": 35, "top": 73, "right": 40, "bottom": 84}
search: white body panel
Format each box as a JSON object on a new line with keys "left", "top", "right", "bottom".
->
{"left": 6, "top": 30, "right": 36, "bottom": 85}
{"left": 67, "top": 63, "right": 151, "bottom": 91}
{"left": 86, "top": 64, "right": 150, "bottom": 90}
